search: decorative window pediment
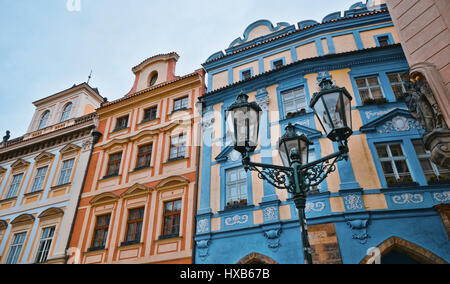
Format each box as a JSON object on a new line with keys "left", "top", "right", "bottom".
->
{"left": 121, "top": 183, "right": 153, "bottom": 198}
{"left": 360, "top": 108, "right": 424, "bottom": 134}
{"left": 38, "top": 207, "right": 64, "bottom": 219}
{"left": 34, "top": 151, "right": 55, "bottom": 162}
{"left": 11, "top": 214, "right": 35, "bottom": 225}
{"left": 215, "top": 145, "right": 236, "bottom": 163}
{"left": 156, "top": 176, "right": 189, "bottom": 190}
{"left": 89, "top": 192, "right": 120, "bottom": 206}
{"left": 60, "top": 143, "right": 81, "bottom": 155}
{"left": 11, "top": 159, "right": 30, "bottom": 170}
{"left": 130, "top": 130, "right": 159, "bottom": 143}
{"left": 101, "top": 138, "right": 129, "bottom": 151}
{"left": 0, "top": 220, "right": 7, "bottom": 230}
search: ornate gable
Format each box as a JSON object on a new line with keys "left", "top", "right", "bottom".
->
{"left": 360, "top": 108, "right": 424, "bottom": 134}
{"left": 156, "top": 176, "right": 189, "bottom": 190}
{"left": 11, "top": 214, "right": 35, "bottom": 225}
{"left": 90, "top": 192, "right": 120, "bottom": 206}
{"left": 38, "top": 207, "right": 64, "bottom": 219}
{"left": 11, "top": 159, "right": 30, "bottom": 170}
{"left": 121, "top": 183, "right": 152, "bottom": 198}
{"left": 34, "top": 151, "right": 55, "bottom": 162}
{"left": 60, "top": 143, "right": 81, "bottom": 155}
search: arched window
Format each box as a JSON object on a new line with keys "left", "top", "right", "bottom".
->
{"left": 38, "top": 111, "right": 50, "bottom": 130}
{"left": 60, "top": 103, "right": 72, "bottom": 122}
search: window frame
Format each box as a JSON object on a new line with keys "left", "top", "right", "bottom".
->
{"left": 90, "top": 214, "right": 111, "bottom": 251}
{"left": 280, "top": 86, "right": 308, "bottom": 119}
{"left": 386, "top": 71, "right": 410, "bottom": 100}
{"left": 123, "top": 207, "right": 145, "bottom": 245}
{"left": 412, "top": 139, "right": 450, "bottom": 184}
{"left": 173, "top": 96, "right": 189, "bottom": 112}
{"left": 375, "top": 142, "right": 416, "bottom": 187}
{"left": 34, "top": 226, "right": 56, "bottom": 263}
{"left": 60, "top": 103, "right": 73, "bottom": 122}
{"left": 57, "top": 158, "right": 75, "bottom": 186}
{"left": 161, "top": 199, "right": 182, "bottom": 239}
{"left": 31, "top": 166, "right": 49, "bottom": 192}
{"left": 114, "top": 116, "right": 129, "bottom": 132}
{"left": 38, "top": 110, "right": 50, "bottom": 130}
{"left": 225, "top": 166, "right": 248, "bottom": 209}
{"left": 5, "top": 232, "right": 27, "bottom": 264}
{"left": 169, "top": 134, "right": 186, "bottom": 161}
{"left": 135, "top": 144, "right": 153, "bottom": 170}
{"left": 142, "top": 106, "right": 158, "bottom": 123}
{"left": 6, "top": 173, "right": 24, "bottom": 199}
{"left": 105, "top": 152, "right": 122, "bottom": 178}
{"left": 355, "top": 75, "right": 386, "bottom": 104}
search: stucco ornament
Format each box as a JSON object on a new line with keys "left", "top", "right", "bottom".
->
{"left": 433, "top": 191, "right": 450, "bottom": 203}
{"left": 197, "top": 219, "right": 209, "bottom": 234}
{"left": 343, "top": 194, "right": 364, "bottom": 211}
{"left": 225, "top": 215, "right": 249, "bottom": 226}
{"left": 196, "top": 239, "right": 210, "bottom": 260}
{"left": 263, "top": 207, "right": 278, "bottom": 222}
{"left": 392, "top": 193, "right": 424, "bottom": 205}
{"left": 378, "top": 116, "right": 423, "bottom": 134}
{"left": 264, "top": 229, "right": 282, "bottom": 250}
{"left": 404, "top": 79, "right": 450, "bottom": 168}
{"left": 256, "top": 96, "right": 270, "bottom": 112}
{"left": 347, "top": 219, "right": 370, "bottom": 244}
{"left": 305, "top": 201, "right": 326, "bottom": 213}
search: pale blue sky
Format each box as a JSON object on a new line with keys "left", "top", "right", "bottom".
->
{"left": 0, "top": 0, "right": 359, "bottom": 138}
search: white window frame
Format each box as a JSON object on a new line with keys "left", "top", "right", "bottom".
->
{"left": 225, "top": 167, "right": 248, "bottom": 206}
{"left": 6, "top": 173, "right": 24, "bottom": 199}
{"left": 35, "top": 226, "right": 55, "bottom": 263}
{"left": 57, "top": 158, "right": 75, "bottom": 186}
{"left": 376, "top": 143, "right": 413, "bottom": 183}
{"left": 5, "top": 232, "right": 27, "bottom": 264}
{"left": 355, "top": 76, "right": 385, "bottom": 102}
{"left": 31, "top": 166, "right": 48, "bottom": 192}
{"left": 281, "top": 87, "right": 307, "bottom": 118}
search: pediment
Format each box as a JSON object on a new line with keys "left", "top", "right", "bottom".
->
{"left": 34, "top": 151, "right": 55, "bottom": 162}
{"left": 156, "top": 176, "right": 190, "bottom": 189}
{"left": 121, "top": 183, "right": 152, "bottom": 198}
{"left": 215, "top": 145, "right": 236, "bottom": 163}
{"left": 38, "top": 207, "right": 64, "bottom": 219}
{"left": 130, "top": 130, "right": 159, "bottom": 143}
{"left": 102, "top": 138, "right": 130, "bottom": 151}
{"left": 11, "top": 214, "right": 35, "bottom": 225}
{"left": 89, "top": 192, "right": 120, "bottom": 205}
{"left": 11, "top": 159, "right": 30, "bottom": 170}
{"left": 360, "top": 108, "right": 424, "bottom": 134}
{"left": 0, "top": 220, "right": 7, "bottom": 230}
{"left": 290, "top": 124, "right": 323, "bottom": 140}
{"left": 60, "top": 143, "right": 81, "bottom": 155}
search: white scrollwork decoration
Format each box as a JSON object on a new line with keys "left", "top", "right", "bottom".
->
{"left": 305, "top": 202, "right": 326, "bottom": 213}
{"left": 433, "top": 191, "right": 450, "bottom": 203}
{"left": 392, "top": 193, "right": 424, "bottom": 205}
{"left": 263, "top": 207, "right": 278, "bottom": 221}
{"left": 197, "top": 219, "right": 209, "bottom": 234}
{"left": 225, "top": 215, "right": 249, "bottom": 226}
{"left": 378, "top": 116, "right": 423, "bottom": 134}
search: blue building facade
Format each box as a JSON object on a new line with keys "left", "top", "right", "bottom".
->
{"left": 195, "top": 1, "right": 450, "bottom": 264}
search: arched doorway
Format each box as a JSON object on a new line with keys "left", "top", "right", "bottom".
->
{"left": 237, "top": 253, "right": 278, "bottom": 264}
{"left": 360, "top": 237, "right": 447, "bottom": 264}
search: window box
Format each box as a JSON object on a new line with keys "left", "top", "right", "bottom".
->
{"left": 285, "top": 109, "right": 307, "bottom": 119}
{"left": 225, "top": 199, "right": 248, "bottom": 211}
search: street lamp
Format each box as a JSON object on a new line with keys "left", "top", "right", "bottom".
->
{"left": 226, "top": 78, "right": 353, "bottom": 264}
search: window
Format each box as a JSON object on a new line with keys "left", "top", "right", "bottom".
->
{"left": 106, "top": 152, "right": 122, "bottom": 177}
{"left": 173, "top": 97, "right": 189, "bottom": 112}
{"left": 6, "top": 232, "right": 27, "bottom": 264}
{"left": 273, "top": 59, "right": 284, "bottom": 70}
{"left": 136, "top": 144, "right": 152, "bottom": 169}
{"left": 143, "top": 107, "right": 157, "bottom": 122}
{"left": 91, "top": 214, "right": 111, "bottom": 250}
{"left": 413, "top": 140, "right": 450, "bottom": 184}
{"left": 241, "top": 70, "right": 252, "bottom": 81}
{"left": 226, "top": 167, "right": 248, "bottom": 208}
{"left": 114, "top": 116, "right": 129, "bottom": 131}
{"left": 124, "top": 207, "right": 145, "bottom": 244}
{"left": 6, "top": 173, "right": 24, "bottom": 199}
{"left": 376, "top": 143, "right": 414, "bottom": 186}
{"left": 149, "top": 72, "right": 158, "bottom": 87}
{"left": 38, "top": 111, "right": 50, "bottom": 130}
{"left": 281, "top": 87, "right": 307, "bottom": 118}
{"left": 31, "top": 166, "right": 48, "bottom": 192}
{"left": 162, "top": 200, "right": 182, "bottom": 238}
{"left": 169, "top": 134, "right": 186, "bottom": 160}
{"left": 377, "top": 35, "right": 390, "bottom": 47}
{"left": 355, "top": 76, "right": 384, "bottom": 103}
{"left": 60, "top": 103, "right": 72, "bottom": 122}
{"left": 57, "top": 159, "right": 75, "bottom": 185}
{"left": 35, "top": 227, "right": 55, "bottom": 263}
{"left": 387, "top": 72, "right": 410, "bottom": 100}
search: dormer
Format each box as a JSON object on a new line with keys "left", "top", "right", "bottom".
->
{"left": 126, "top": 52, "right": 180, "bottom": 96}
{"left": 28, "top": 83, "right": 104, "bottom": 134}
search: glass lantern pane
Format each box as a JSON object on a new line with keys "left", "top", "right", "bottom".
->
{"left": 248, "top": 108, "right": 259, "bottom": 147}
{"left": 323, "top": 92, "right": 344, "bottom": 128}
{"left": 234, "top": 109, "right": 247, "bottom": 147}
{"left": 313, "top": 97, "right": 332, "bottom": 135}
{"left": 344, "top": 94, "right": 352, "bottom": 130}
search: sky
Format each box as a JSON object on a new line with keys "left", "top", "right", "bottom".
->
{"left": 0, "top": 0, "right": 359, "bottom": 139}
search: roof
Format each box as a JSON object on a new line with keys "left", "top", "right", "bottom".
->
{"left": 32, "top": 82, "right": 103, "bottom": 106}
{"left": 203, "top": 8, "right": 390, "bottom": 66}
{"left": 131, "top": 52, "right": 180, "bottom": 74}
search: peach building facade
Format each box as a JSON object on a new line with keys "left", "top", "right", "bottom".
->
{"left": 67, "top": 53, "right": 205, "bottom": 264}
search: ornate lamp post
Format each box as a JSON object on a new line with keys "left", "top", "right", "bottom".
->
{"left": 226, "top": 79, "right": 353, "bottom": 264}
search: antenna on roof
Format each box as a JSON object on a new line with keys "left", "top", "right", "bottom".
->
{"left": 87, "top": 70, "right": 93, "bottom": 84}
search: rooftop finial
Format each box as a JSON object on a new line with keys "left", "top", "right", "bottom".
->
{"left": 87, "top": 70, "right": 93, "bottom": 84}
